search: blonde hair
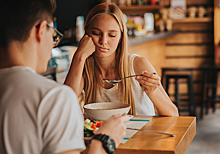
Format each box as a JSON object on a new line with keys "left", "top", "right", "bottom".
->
{"left": 83, "top": 3, "right": 136, "bottom": 115}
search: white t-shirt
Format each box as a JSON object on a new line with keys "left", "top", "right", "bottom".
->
{"left": 0, "top": 66, "right": 85, "bottom": 154}
{"left": 97, "top": 53, "right": 155, "bottom": 116}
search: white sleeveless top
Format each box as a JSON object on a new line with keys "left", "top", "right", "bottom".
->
{"left": 97, "top": 53, "right": 155, "bottom": 116}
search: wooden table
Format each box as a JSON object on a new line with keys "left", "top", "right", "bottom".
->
{"left": 82, "top": 116, "right": 196, "bottom": 154}
{"left": 115, "top": 116, "right": 196, "bottom": 154}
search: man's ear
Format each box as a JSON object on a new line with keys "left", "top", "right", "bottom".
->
{"left": 36, "top": 20, "right": 47, "bottom": 43}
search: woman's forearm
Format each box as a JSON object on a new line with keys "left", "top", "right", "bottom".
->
{"left": 64, "top": 35, "right": 95, "bottom": 96}
{"left": 147, "top": 86, "right": 179, "bottom": 116}
{"left": 64, "top": 50, "right": 86, "bottom": 97}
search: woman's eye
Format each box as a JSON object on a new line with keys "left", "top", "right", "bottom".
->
{"left": 92, "top": 32, "right": 100, "bottom": 35}
{"left": 109, "top": 34, "right": 116, "bottom": 37}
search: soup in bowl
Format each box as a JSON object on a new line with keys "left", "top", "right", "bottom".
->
{"left": 84, "top": 102, "right": 130, "bottom": 121}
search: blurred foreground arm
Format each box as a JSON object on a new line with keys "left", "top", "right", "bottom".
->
{"left": 89, "top": 114, "right": 130, "bottom": 154}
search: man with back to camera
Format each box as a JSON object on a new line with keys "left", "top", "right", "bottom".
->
{"left": 0, "top": 0, "right": 129, "bottom": 154}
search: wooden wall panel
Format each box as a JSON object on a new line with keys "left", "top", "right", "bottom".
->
{"left": 214, "top": 0, "right": 220, "bottom": 64}
{"left": 166, "top": 32, "right": 213, "bottom": 44}
{"left": 165, "top": 45, "right": 214, "bottom": 57}
{"left": 192, "top": 70, "right": 206, "bottom": 81}
{"left": 166, "top": 45, "right": 214, "bottom": 57}
{"left": 164, "top": 58, "right": 213, "bottom": 68}
{"left": 129, "top": 38, "right": 166, "bottom": 77}
{"left": 163, "top": 16, "right": 215, "bottom": 110}
{"left": 218, "top": 74, "right": 220, "bottom": 94}
{"left": 172, "top": 23, "right": 213, "bottom": 31}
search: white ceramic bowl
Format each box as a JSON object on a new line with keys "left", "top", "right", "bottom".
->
{"left": 84, "top": 102, "right": 130, "bottom": 121}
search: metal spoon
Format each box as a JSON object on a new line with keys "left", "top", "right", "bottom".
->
{"left": 103, "top": 74, "right": 143, "bottom": 85}
{"left": 127, "top": 128, "right": 175, "bottom": 137}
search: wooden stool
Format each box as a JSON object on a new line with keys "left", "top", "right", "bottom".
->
{"left": 162, "top": 68, "right": 196, "bottom": 116}
{"left": 200, "top": 66, "right": 220, "bottom": 119}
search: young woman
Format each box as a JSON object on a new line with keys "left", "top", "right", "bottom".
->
{"left": 65, "top": 2, "right": 178, "bottom": 116}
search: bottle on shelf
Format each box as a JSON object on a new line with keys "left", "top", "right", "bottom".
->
{"left": 144, "top": 13, "right": 154, "bottom": 32}
{"left": 132, "top": 0, "right": 137, "bottom": 5}
{"left": 76, "top": 16, "right": 84, "bottom": 42}
{"left": 137, "top": 0, "right": 143, "bottom": 6}
{"left": 142, "top": 0, "right": 148, "bottom": 5}
{"left": 127, "top": 0, "right": 132, "bottom": 6}
{"left": 150, "top": 0, "right": 156, "bottom": 5}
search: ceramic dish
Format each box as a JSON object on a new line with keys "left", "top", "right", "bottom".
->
{"left": 84, "top": 102, "right": 130, "bottom": 121}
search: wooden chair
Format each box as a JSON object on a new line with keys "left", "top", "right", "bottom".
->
{"left": 162, "top": 68, "right": 196, "bottom": 116}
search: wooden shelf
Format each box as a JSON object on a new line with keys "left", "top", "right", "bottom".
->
{"left": 118, "top": 5, "right": 162, "bottom": 11}
{"left": 172, "top": 17, "right": 213, "bottom": 23}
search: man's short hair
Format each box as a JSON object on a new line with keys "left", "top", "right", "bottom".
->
{"left": 0, "top": 0, "right": 56, "bottom": 49}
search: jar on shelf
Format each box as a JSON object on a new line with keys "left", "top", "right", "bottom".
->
{"left": 118, "top": 0, "right": 127, "bottom": 5}
{"left": 156, "top": 19, "right": 165, "bottom": 32}
{"left": 188, "top": 7, "right": 197, "bottom": 18}
{"left": 160, "top": 8, "right": 168, "bottom": 20}
{"left": 165, "top": 19, "right": 173, "bottom": 31}
{"left": 197, "top": 6, "right": 206, "bottom": 18}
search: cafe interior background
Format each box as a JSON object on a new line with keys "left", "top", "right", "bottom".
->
{"left": 42, "top": 0, "right": 220, "bottom": 153}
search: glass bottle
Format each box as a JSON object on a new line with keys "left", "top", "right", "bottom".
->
{"left": 132, "top": 0, "right": 137, "bottom": 5}
{"left": 127, "top": 0, "right": 132, "bottom": 6}
{"left": 142, "top": 0, "right": 148, "bottom": 5}
{"left": 137, "top": 0, "right": 143, "bottom": 5}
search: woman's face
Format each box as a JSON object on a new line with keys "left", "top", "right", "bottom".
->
{"left": 87, "top": 14, "right": 121, "bottom": 58}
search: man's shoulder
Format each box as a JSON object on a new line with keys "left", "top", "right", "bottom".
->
{"left": 0, "top": 66, "right": 75, "bottom": 98}
{"left": 16, "top": 66, "right": 61, "bottom": 89}
{"left": 32, "top": 72, "right": 77, "bottom": 100}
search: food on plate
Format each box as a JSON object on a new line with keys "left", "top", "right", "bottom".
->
{"left": 84, "top": 119, "right": 103, "bottom": 137}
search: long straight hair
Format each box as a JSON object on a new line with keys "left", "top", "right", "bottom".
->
{"left": 83, "top": 3, "right": 136, "bottom": 115}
